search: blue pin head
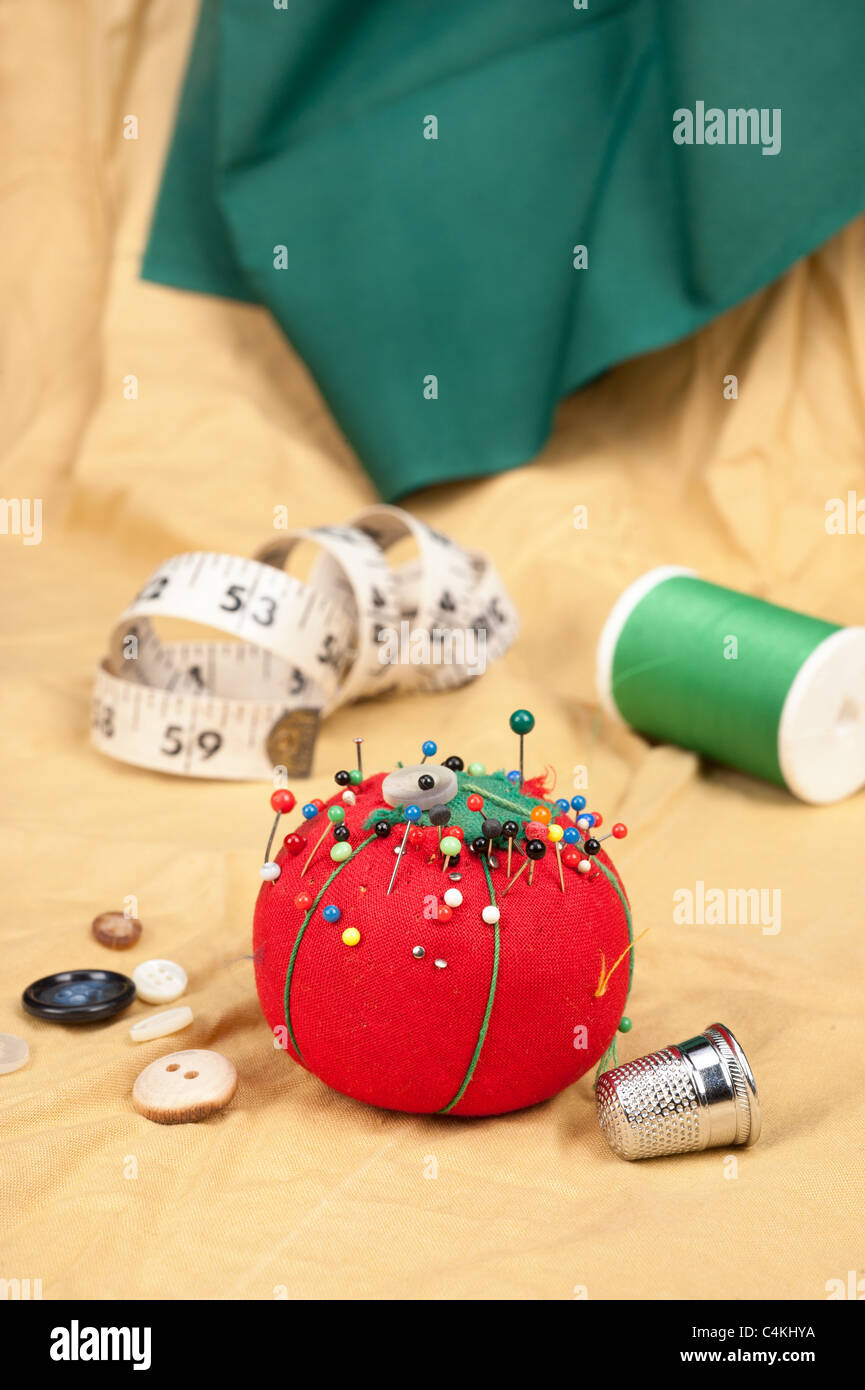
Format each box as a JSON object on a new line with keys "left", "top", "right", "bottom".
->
{"left": 302, "top": 802, "right": 319, "bottom": 819}
{"left": 421, "top": 740, "right": 437, "bottom": 757}
{"left": 563, "top": 827, "right": 581, "bottom": 845}
{"left": 405, "top": 804, "right": 422, "bottom": 823}
{"left": 571, "top": 795, "right": 587, "bottom": 812}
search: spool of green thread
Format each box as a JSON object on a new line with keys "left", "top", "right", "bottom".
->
{"left": 596, "top": 567, "right": 865, "bottom": 804}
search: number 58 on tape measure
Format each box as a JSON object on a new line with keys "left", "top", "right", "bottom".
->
{"left": 91, "top": 506, "right": 519, "bottom": 780}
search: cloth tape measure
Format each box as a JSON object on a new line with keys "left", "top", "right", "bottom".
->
{"left": 91, "top": 506, "right": 519, "bottom": 780}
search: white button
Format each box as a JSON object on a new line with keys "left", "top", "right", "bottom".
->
{"left": 133, "top": 959, "right": 188, "bottom": 1005}
{"left": 382, "top": 763, "right": 458, "bottom": 809}
{"left": 129, "top": 1005, "right": 193, "bottom": 1042}
{"left": 0, "top": 1033, "right": 29, "bottom": 1075}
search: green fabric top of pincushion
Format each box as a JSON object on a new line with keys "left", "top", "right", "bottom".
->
{"left": 362, "top": 770, "right": 549, "bottom": 845}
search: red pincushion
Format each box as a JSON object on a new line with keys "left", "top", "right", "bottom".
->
{"left": 253, "top": 773, "right": 632, "bottom": 1116}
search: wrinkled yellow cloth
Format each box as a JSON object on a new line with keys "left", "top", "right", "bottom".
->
{"left": 1, "top": 1, "right": 863, "bottom": 1301}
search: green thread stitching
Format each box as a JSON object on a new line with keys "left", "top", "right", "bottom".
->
{"left": 437, "top": 856, "right": 500, "bottom": 1114}
{"left": 593, "top": 857, "right": 635, "bottom": 996}
{"left": 592, "top": 857, "right": 634, "bottom": 1085}
{"left": 283, "top": 833, "right": 378, "bottom": 1059}
{"left": 460, "top": 780, "right": 538, "bottom": 820}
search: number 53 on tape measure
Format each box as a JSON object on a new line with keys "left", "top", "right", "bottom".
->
{"left": 91, "top": 506, "right": 519, "bottom": 780}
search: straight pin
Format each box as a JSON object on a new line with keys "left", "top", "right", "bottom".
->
{"left": 502, "top": 820, "right": 518, "bottom": 878}
{"left": 301, "top": 804, "right": 345, "bottom": 877}
{"left": 300, "top": 821, "right": 330, "bottom": 877}
{"left": 482, "top": 817, "right": 502, "bottom": 864}
{"left": 439, "top": 833, "right": 461, "bottom": 875}
{"left": 354, "top": 737, "right": 364, "bottom": 780}
{"left": 548, "top": 825, "right": 565, "bottom": 893}
{"left": 429, "top": 804, "right": 449, "bottom": 846}
{"left": 524, "top": 836, "right": 546, "bottom": 890}
{"left": 264, "top": 812, "right": 281, "bottom": 864}
{"left": 260, "top": 788, "right": 298, "bottom": 878}
{"left": 502, "top": 859, "right": 529, "bottom": 896}
{"left": 509, "top": 709, "right": 535, "bottom": 792}
{"left": 599, "top": 823, "right": 628, "bottom": 844}
{"left": 387, "top": 804, "right": 422, "bottom": 894}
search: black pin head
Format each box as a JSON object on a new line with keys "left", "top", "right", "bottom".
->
{"left": 374, "top": 819, "right": 392, "bottom": 838}
{"left": 417, "top": 773, "right": 435, "bottom": 791}
{"left": 584, "top": 837, "right": 601, "bottom": 856}
{"left": 443, "top": 755, "right": 464, "bottom": 772}
{"left": 333, "top": 824, "right": 351, "bottom": 842}
{"left": 334, "top": 770, "right": 352, "bottom": 787}
{"left": 525, "top": 838, "right": 546, "bottom": 860}
{"left": 502, "top": 820, "right": 519, "bottom": 839}
{"left": 469, "top": 836, "right": 488, "bottom": 856}
{"left": 429, "top": 805, "right": 450, "bottom": 826}
{"left": 482, "top": 817, "right": 502, "bottom": 840}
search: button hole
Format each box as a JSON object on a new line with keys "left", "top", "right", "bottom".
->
{"left": 183, "top": 1071, "right": 199, "bottom": 1079}
{"left": 166, "top": 1064, "right": 179, "bottom": 1072}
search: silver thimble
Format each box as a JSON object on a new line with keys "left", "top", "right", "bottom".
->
{"left": 596, "top": 1023, "right": 760, "bottom": 1160}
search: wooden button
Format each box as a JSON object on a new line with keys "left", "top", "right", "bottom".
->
{"left": 132, "top": 1049, "right": 237, "bottom": 1125}
{"left": 129, "top": 1005, "right": 193, "bottom": 1043}
{"left": 132, "top": 958, "right": 187, "bottom": 1004}
{"left": 0, "top": 1033, "right": 29, "bottom": 1075}
{"left": 92, "top": 911, "right": 142, "bottom": 949}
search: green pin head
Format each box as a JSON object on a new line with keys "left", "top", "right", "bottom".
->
{"left": 509, "top": 709, "right": 535, "bottom": 736}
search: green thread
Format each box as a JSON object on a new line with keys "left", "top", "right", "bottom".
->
{"left": 595, "top": 1035, "right": 619, "bottom": 1080}
{"left": 610, "top": 575, "right": 840, "bottom": 789}
{"left": 460, "top": 780, "right": 536, "bottom": 821}
{"left": 437, "top": 856, "right": 500, "bottom": 1114}
{"left": 593, "top": 857, "right": 635, "bottom": 996}
{"left": 592, "top": 857, "right": 635, "bottom": 1086}
{"left": 283, "top": 833, "right": 377, "bottom": 1059}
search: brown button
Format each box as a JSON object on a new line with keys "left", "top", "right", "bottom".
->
{"left": 132, "top": 1049, "right": 237, "bottom": 1125}
{"left": 91, "top": 911, "right": 142, "bottom": 949}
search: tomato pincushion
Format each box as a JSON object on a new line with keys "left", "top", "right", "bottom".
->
{"left": 254, "top": 765, "right": 634, "bottom": 1116}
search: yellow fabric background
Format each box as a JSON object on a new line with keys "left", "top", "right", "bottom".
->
{"left": 1, "top": 1, "right": 863, "bottom": 1300}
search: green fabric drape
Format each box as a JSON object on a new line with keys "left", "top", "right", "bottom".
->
{"left": 143, "top": 0, "right": 865, "bottom": 499}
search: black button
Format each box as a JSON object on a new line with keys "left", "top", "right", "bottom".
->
{"left": 22, "top": 969, "right": 136, "bottom": 1023}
